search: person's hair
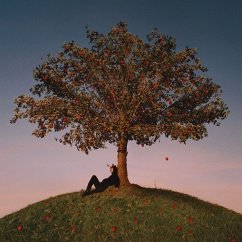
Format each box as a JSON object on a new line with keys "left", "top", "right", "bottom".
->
{"left": 112, "top": 165, "right": 118, "bottom": 175}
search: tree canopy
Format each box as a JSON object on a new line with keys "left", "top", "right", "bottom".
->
{"left": 11, "top": 22, "right": 229, "bottom": 185}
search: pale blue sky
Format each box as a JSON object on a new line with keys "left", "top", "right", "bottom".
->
{"left": 0, "top": 0, "right": 242, "bottom": 217}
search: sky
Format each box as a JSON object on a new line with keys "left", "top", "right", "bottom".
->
{"left": 0, "top": 0, "right": 242, "bottom": 218}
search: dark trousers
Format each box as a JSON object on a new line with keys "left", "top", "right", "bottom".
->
{"left": 85, "top": 175, "right": 103, "bottom": 194}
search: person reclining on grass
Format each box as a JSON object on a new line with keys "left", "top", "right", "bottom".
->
{"left": 82, "top": 164, "right": 120, "bottom": 196}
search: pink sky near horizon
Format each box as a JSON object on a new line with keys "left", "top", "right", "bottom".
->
{"left": 1, "top": 122, "right": 242, "bottom": 218}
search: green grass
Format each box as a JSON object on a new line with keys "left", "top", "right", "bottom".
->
{"left": 0, "top": 185, "right": 241, "bottom": 242}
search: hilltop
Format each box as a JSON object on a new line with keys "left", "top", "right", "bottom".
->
{"left": 0, "top": 185, "right": 241, "bottom": 242}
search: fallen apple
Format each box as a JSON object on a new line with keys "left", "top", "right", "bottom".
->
{"left": 134, "top": 217, "right": 138, "bottom": 224}
{"left": 188, "top": 216, "right": 193, "bottom": 223}
{"left": 176, "top": 225, "right": 182, "bottom": 231}
{"left": 17, "top": 225, "right": 23, "bottom": 231}
{"left": 111, "top": 226, "right": 117, "bottom": 232}
{"left": 172, "top": 202, "right": 177, "bottom": 209}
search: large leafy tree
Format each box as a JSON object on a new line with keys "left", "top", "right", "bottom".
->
{"left": 11, "top": 22, "right": 229, "bottom": 186}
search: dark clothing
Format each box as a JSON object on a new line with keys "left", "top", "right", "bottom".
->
{"left": 83, "top": 169, "right": 119, "bottom": 196}
{"left": 86, "top": 175, "right": 101, "bottom": 192}
{"left": 101, "top": 173, "right": 120, "bottom": 188}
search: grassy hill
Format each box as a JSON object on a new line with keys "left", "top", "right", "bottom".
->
{"left": 0, "top": 185, "right": 241, "bottom": 242}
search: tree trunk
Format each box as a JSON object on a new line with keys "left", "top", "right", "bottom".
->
{"left": 117, "top": 137, "right": 130, "bottom": 186}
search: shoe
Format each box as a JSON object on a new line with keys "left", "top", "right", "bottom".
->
{"left": 80, "top": 190, "right": 87, "bottom": 197}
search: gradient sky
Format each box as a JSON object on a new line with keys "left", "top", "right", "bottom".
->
{"left": 0, "top": 0, "right": 242, "bottom": 218}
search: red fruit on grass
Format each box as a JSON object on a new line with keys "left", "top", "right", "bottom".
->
{"left": 111, "top": 226, "right": 117, "bottom": 232}
{"left": 188, "top": 216, "right": 193, "bottom": 223}
{"left": 134, "top": 217, "right": 138, "bottom": 224}
{"left": 44, "top": 215, "right": 50, "bottom": 221}
{"left": 172, "top": 202, "right": 177, "bottom": 209}
{"left": 188, "top": 230, "right": 193, "bottom": 235}
{"left": 176, "top": 225, "right": 182, "bottom": 231}
{"left": 17, "top": 225, "right": 23, "bottom": 231}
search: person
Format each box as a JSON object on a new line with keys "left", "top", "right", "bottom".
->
{"left": 82, "top": 164, "right": 120, "bottom": 196}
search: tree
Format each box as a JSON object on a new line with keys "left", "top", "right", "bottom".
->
{"left": 11, "top": 22, "right": 229, "bottom": 186}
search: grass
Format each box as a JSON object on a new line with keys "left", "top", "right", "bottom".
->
{"left": 0, "top": 185, "right": 241, "bottom": 242}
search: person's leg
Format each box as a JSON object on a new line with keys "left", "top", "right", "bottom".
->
{"left": 85, "top": 175, "right": 100, "bottom": 193}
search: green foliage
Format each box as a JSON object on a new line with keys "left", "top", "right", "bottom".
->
{"left": 0, "top": 186, "right": 241, "bottom": 242}
{"left": 11, "top": 22, "right": 229, "bottom": 154}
